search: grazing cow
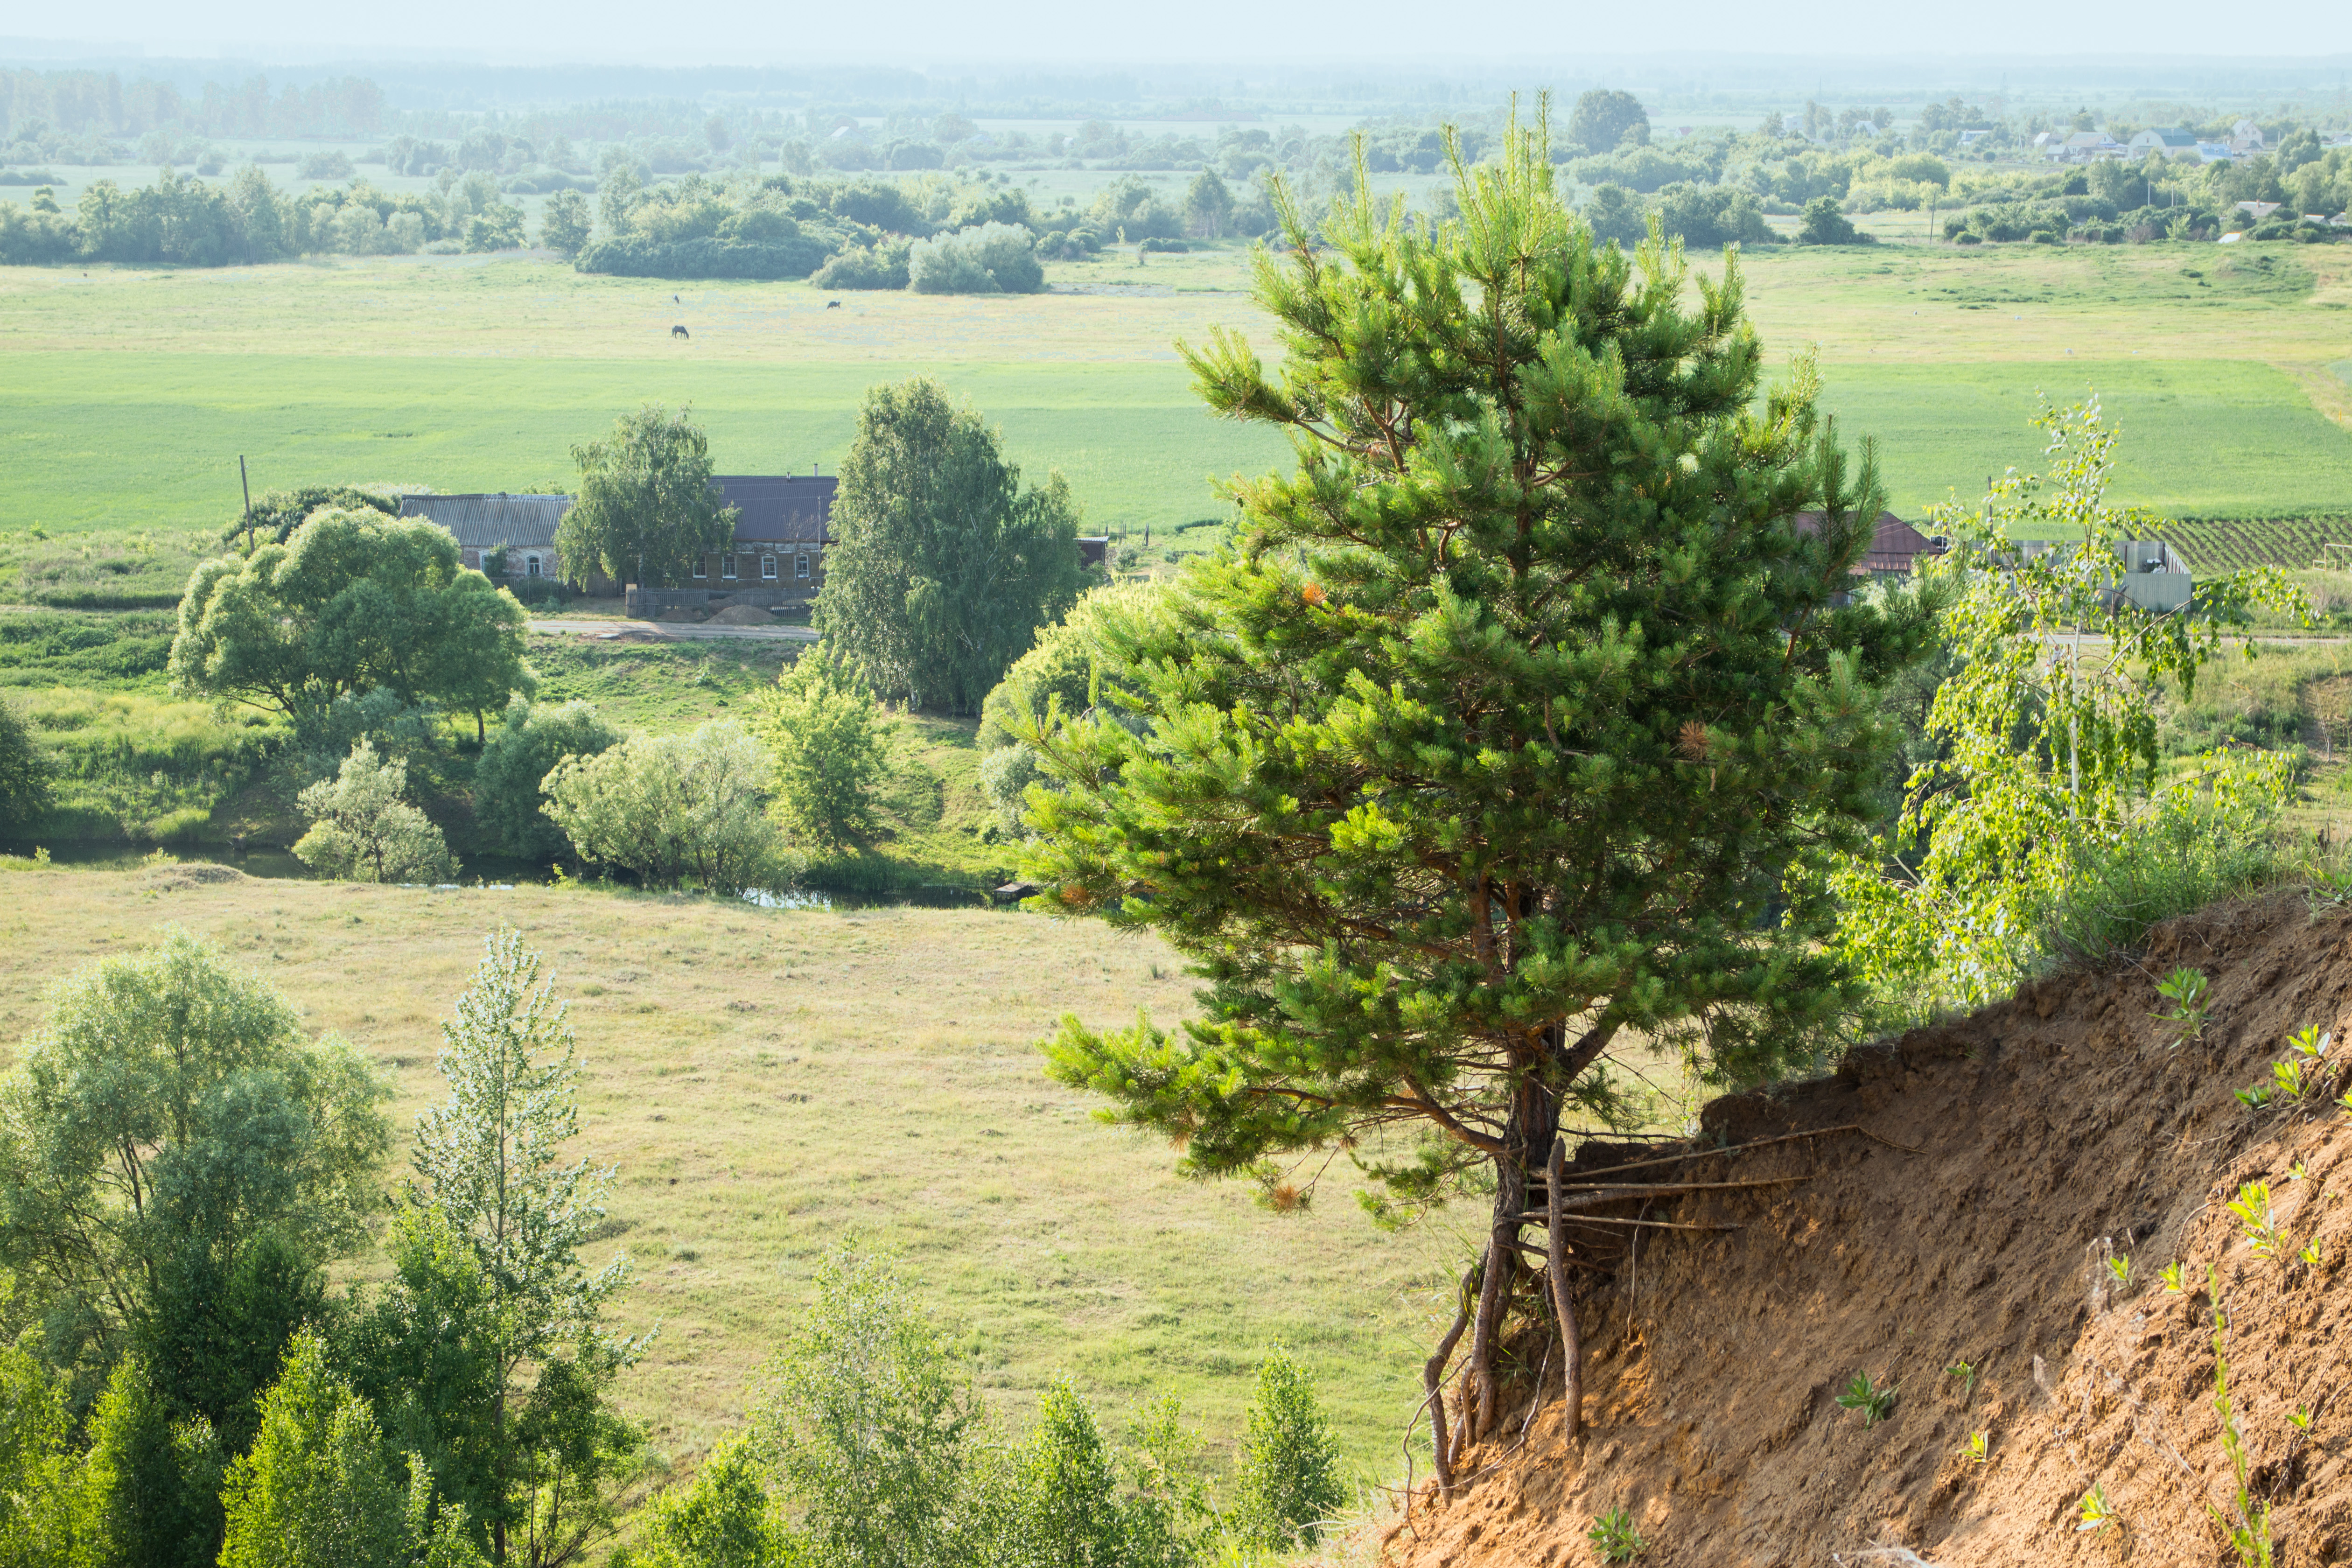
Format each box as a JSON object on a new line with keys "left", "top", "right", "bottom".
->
{"left": 826, "top": 300, "right": 841, "bottom": 309}
{"left": 671, "top": 324, "right": 690, "bottom": 339}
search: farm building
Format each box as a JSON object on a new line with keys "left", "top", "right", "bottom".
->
{"left": 1792, "top": 511, "right": 1947, "bottom": 577}
{"left": 695, "top": 475, "right": 837, "bottom": 598}
{"left": 398, "top": 492, "right": 615, "bottom": 593}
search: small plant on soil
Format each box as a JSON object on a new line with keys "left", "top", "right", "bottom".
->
{"left": 2299, "top": 1239, "right": 2324, "bottom": 1268}
{"left": 1837, "top": 1372, "right": 1898, "bottom": 1428}
{"left": 2153, "top": 967, "right": 2212, "bottom": 1044}
{"left": 2242, "top": 1029, "right": 2332, "bottom": 1112}
{"left": 2207, "top": 1267, "right": 2277, "bottom": 1566}
{"left": 2076, "top": 1483, "right": 2117, "bottom": 1532}
{"left": 1945, "top": 1359, "right": 1976, "bottom": 1398}
{"left": 1586, "top": 1507, "right": 1645, "bottom": 1563}
{"left": 2161, "top": 1261, "right": 2190, "bottom": 1293}
{"left": 1958, "top": 1430, "right": 1989, "bottom": 1464}
{"left": 2107, "top": 1253, "right": 2132, "bottom": 1288}
{"left": 2227, "top": 1182, "right": 2282, "bottom": 1260}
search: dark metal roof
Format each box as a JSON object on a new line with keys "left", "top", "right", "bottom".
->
{"left": 713, "top": 475, "right": 836, "bottom": 546}
{"left": 399, "top": 493, "right": 569, "bottom": 551}
{"left": 1790, "top": 511, "right": 1944, "bottom": 575}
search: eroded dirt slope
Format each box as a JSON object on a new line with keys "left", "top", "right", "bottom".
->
{"left": 1381, "top": 894, "right": 2352, "bottom": 1567}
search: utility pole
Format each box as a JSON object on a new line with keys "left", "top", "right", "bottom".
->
{"left": 239, "top": 455, "right": 255, "bottom": 552}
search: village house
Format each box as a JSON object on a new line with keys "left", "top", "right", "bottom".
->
{"left": 1792, "top": 511, "right": 1946, "bottom": 579}
{"left": 2125, "top": 127, "right": 2200, "bottom": 159}
{"left": 2055, "top": 130, "right": 2126, "bottom": 161}
{"left": 397, "top": 492, "right": 616, "bottom": 594}
{"left": 694, "top": 474, "right": 838, "bottom": 599}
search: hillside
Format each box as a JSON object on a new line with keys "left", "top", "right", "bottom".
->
{"left": 1373, "top": 891, "right": 2352, "bottom": 1565}
{"left": 0, "top": 863, "right": 1440, "bottom": 1473}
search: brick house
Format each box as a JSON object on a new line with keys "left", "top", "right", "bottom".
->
{"left": 397, "top": 493, "right": 616, "bottom": 594}
{"left": 693, "top": 475, "right": 837, "bottom": 599}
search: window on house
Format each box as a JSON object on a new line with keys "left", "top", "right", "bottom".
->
{"left": 693, "top": 556, "right": 707, "bottom": 580}
{"left": 722, "top": 555, "right": 738, "bottom": 580}
{"left": 796, "top": 553, "right": 810, "bottom": 579}
{"left": 525, "top": 554, "right": 542, "bottom": 578}
{"left": 762, "top": 554, "right": 777, "bottom": 580}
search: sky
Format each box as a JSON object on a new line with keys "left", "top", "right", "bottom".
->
{"left": 7, "top": 0, "right": 2350, "bottom": 69}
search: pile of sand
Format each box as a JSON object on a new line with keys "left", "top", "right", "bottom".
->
{"left": 707, "top": 603, "right": 777, "bottom": 625}
{"left": 1375, "top": 892, "right": 2352, "bottom": 1566}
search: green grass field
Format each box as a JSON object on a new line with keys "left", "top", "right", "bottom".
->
{"left": 1, "top": 235, "right": 2349, "bottom": 597}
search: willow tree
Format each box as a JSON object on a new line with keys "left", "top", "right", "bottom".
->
{"left": 1023, "top": 112, "right": 1929, "bottom": 1486}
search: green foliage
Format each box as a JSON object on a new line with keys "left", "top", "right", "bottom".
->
{"left": 758, "top": 1249, "right": 979, "bottom": 1568}
{"left": 2153, "top": 967, "right": 2212, "bottom": 1045}
{"left": 0, "top": 931, "right": 390, "bottom": 1399}
{"left": 471, "top": 697, "right": 621, "bottom": 861}
{"left": 1183, "top": 170, "right": 1233, "bottom": 239}
{"left": 0, "top": 1333, "right": 99, "bottom": 1566}
{"left": 978, "top": 1376, "right": 1129, "bottom": 1568}
{"left": 135, "top": 1228, "right": 327, "bottom": 1456}
{"left": 83, "top": 1356, "right": 227, "bottom": 1568}
{"left": 1026, "top": 109, "right": 1920, "bottom": 1273}
{"left": 403, "top": 930, "right": 644, "bottom": 1568}
{"left": 1564, "top": 89, "right": 1649, "bottom": 155}
{"left": 1835, "top": 1372, "right": 1897, "bottom": 1428}
{"left": 223, "top": 485, "right": 400, "bottom": 549}
{"left": 218, "top": 1330, "right": 415, "bottom": 1568}
{"left": 1585, "top": 1507, "right": 1645, "bottom": 1564}
{"left": 975, "top": 583, "right": 1164, "bottom": 755}
{"left": 1830, "top": 397, "right": 2306, "bottom": 1013}
{"left": 294, "top": 738, "right": 459, "bottom": 884}
{"left": 0, "top": 700, "right": 50, "bottom": 833}
{"left": 1229, "top": 1350, "right": 1346, "bottom": 1551}
{"left": 632, "top": 1439, "right": 798, "bottom": 1568}
{"left": 809, "top": 243, "right": 910, "bottom": 291}
{"left": 575, "top": 234, "right": 837, "bottom": 281}
{"left": 760, "top": 644, "right": 884, "bottom": 851}
{"left": 541, "top": 721, "right": 788, "bottom": 894}
{"left": 1796, "top": 196, "right": 1867, "bottom": 246}
{"left": 907, "top": 223, "right": 1043, "bottom": 294}
{"left": 559, "top": 404, "right": 740, "bottom": 590}
{"left": 539, "top": 191, "right": 593, "bottom": 259}
{"left": 171, "top": 508, "right": 536, "bottom": 725}
{"left": 814, "top": 377, "right": 1091, "bottom": 714}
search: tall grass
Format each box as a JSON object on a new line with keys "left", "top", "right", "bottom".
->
{"left": 2039, "top": 808, "right": 2336, "bottom": 967}
{"left": 21, "top": 690, "right": 283, "bottom": 843}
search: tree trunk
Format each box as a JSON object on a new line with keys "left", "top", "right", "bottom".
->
{"left": 1423, "top": 1281, "right": 1472, "bottom": 1502}
{"left": 1466, "top": 1072, "right": 1563, "bottom": 1441}
{"left": 1546, "top": 1134, "right": 1582, "bottom": 1442}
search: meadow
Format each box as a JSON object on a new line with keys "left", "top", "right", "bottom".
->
{"left": 2, "top": 236, "right": 2350, "bottom": 605}
{"left": 0, "top": 862, "right": 1455, "bottom": 1480}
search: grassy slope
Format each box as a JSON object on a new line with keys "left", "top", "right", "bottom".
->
{"left": 0, "top": 866, "right": 1449, "bottom": 1475}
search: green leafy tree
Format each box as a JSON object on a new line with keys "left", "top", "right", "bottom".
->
{"left": 815, "top": 378, "right": 1091, "bottom": 714}
{"left": 172, "top": 509, "right": 536, "bottom": 728}
{"left": 538, "top": 191, "right": 592, "bottom": 259}
{"left": 83, "top": 1356, "right": 227, "bottom": 1568}
{"left": 1229, "top": 1351, "right": 1346, "bottom": 1551}
{"left": 134, "top": 1229, "right": 325, "bottom": 1456}
{"left": 759, "top": 644, "right": 885, "bottom": 851}
{"left": 758, "top": 1250, "right": 978, "bottom": 1568}
{"left": 404, "top": 931, "right": 644, "bottom": 1567}
{"left": 1022, "top": 110, "right": 1925, "bottom": 1479}
{"left": 974, "top": 584, "right": 1164, "bottom": 835}
{"left": 0, "top": 701, "right": 51, "bottom": 835}
{"left": 1182, "top": 169, "right": 1232, "bottom": 238}
{"left": 1796, "top": 195, "right": 1865, "bottom": 245}
{"left": 1828, "top": 398, "right": 2302, "bottom": 1012}
{"left": 976, "top": 1376, "right": 1126, "bottom": 1568}
{"left": 1565, "top": 89, "right": 1649, "bottom": 154}
{"left": 220, "top": 1330, "right": 483, "bottom": 1568}
{"left": 465, "top": 203, "right": 528, "bottom": 253}
{"left": 556, "top": 405, "right": 739, "bottom": 590}
{"left": 540, "top": 721, "right": 786, "bottom": 894}
{"left": 633, "top": 1439, "right": 798, "bottom": 1568}
{"left": 294, "top": 738, "right": 460, "bottom": 884}
{"left": 907, "top": 224, "right": 1043, "bottom": 294}
{"left": 221, "top": 485, "right": 399, "bottom": 551}
{"left": 0, "top": 1333, "right": 99, "bottom": 1566}
{"left": 0, "top": 932, "right": 390, "bottom": 1399}
{"left": 470, "top": 698, "right": 621, "bottom": 862}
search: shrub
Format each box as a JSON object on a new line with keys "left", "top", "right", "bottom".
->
{"left": 1796, "top": 195, "right": 1869, "bottom": 245}
{"left": 472, "top": 696, "right": 621, "bottom": 861}
{"left": 1230, "top": 1349, "right": 1348, "bottom": 1550}
{"left": 574, "top": 233, "right": 833, "bottom": 280}
{"left": 294, "top": 738, "right": 459, "bottom": 884}
{"left": 906, "top": 222, "right": 1043, "bottom": 294}
{"left": 633, "top": 1439, "right": 797, "bottom": 1568}
{"left": 294, "top": 150, "right": 353, "bottom": 182}
{"left": 541, "top": 720, "right": 788, "bottom": 894}
{"left": 0, "top": 698, "right": 52, "bottom": 833}
{"left": 809, "top": 242, "right": 910, "bottom": 290}
{"left": 760, "top": 644, "right": 883, "bottom": 851}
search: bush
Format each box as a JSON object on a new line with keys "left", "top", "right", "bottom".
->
{"left": 1230, "top": 1349, "right": 1348, "bottom": 1550}
{"left": 760, "top": 645, "right": 883, "bottom": 851}
{"left": 632, "top": 1439, "right": 796, "bottom": 1568}
{"left": 906, "top": 222, "right": 1043, "bottom": 294}
{"left": 0, "top": 699, "right": 52, "bottom": 834}
{"left": 472, "top": 696, "right": 621, "bottom": 861}
{"left": 575, "top": 233, "right": 834, "bottom": 280}
{"left": 541, "top": 720, "right": 789, "bottom": 894}
{"left": 809, "top": 242, "right": 909, "bottom": 290}
{"left": 1796, "top": 196, "right": 1869, "bottom": 245}
{"left": 293, "top": 738, "right": 458, "bottom": 884}
{"left": 294, "top": 150, "right": 354, "bottom": 182}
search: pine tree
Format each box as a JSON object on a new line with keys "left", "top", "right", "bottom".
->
{"left": 1023, "top": 105, "right": 1929, "bottom": 1488}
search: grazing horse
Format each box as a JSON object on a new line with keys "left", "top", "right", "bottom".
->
{"left": 673, "top": 294, "right": 681, "bottom": 303}
{"left": 825, "top": 300, "right": 841, "bottom": 309}
{"left": 671, "top": 324, "right": 690, "bottom": 339}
